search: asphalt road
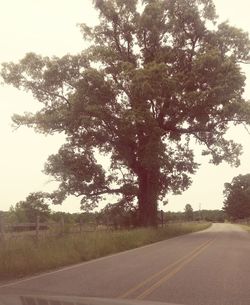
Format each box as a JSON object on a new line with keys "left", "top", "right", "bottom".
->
{"left": 1, "top": 223, "right": 250, "bottom": 305}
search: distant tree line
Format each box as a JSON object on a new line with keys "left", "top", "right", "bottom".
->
{"left": 4, "top": 172, "right": 250, "bottom": 228}
{"left": 1, "top": 194, "right": 226, "bottom": 231}
{"left": 166, "top": 208, "right": 225, "bottom": 223}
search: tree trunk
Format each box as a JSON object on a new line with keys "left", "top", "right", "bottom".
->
{"left": 137, "top": 169, "right": 159, "bottom": 227}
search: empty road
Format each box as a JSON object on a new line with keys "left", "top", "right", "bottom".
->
{"left": 1, "top": 223, "right": 250, "bottom": 305}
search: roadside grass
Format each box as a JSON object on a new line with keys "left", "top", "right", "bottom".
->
{"left": 240, "top": 224, "right": 250, "bottom": 231}
{"left": 0, "top": 222, "right": 211, "bottom": 282}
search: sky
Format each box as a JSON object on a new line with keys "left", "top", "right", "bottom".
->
{"left": 1, "top": 0, "right": 250, "bottom": 213}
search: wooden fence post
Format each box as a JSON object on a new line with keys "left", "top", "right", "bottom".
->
{"left": 160, "top": 210, "right": 164, "bottom": 228}
{"left": 0, "top": 213, "right": 5, "bottom": 241}
{"left": 79, "top": 218, "right": 83, "bottom": 234}
{"left": 36, "top": 215, "right": 40, "bottom": 240}
{"left": 60, "top": 215, "right": 65, "bottom": 236}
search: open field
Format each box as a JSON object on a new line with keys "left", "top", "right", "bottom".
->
{"left": 0, "top": 222, "right": 211, "bottom": 282}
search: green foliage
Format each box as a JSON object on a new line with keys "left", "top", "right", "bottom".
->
{"left": 0, "top": 222, "right": 211, "bottom": 281}
{"left": 13, "top": 192, "right": 51, "bottom": 223}
{"left": 197, "top": 209, "right": 225, "bottom": 222}
{"left": 3, "top": 208, "right": 19, "bottom": 225}
{"left": 223, "top": 174, "right": 250, "bottom": 220}
{"left": 184, "top": 204, "right": 194, "bottom": 221}
{"left": 99, "top": 199, "right": 138, "bottom": 228}
{"left": 50, "top": 211, "right": 80, "bottom": 224}
{"left": 165, "top": 209, "right": 225, "bottom": 222}
{"left": 165, "top": 211, "right": 185, "bottom": 222}
{"left": 2, "top": 0, "right": 250, "bottom": 226}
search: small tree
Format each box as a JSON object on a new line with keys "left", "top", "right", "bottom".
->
{"left": 223, "top": 174, "right": 250, "bottom": 220}
{"left": 184, "top": 204, "right": 194, "bottom": 221}
{"left": 13, "top": 192, "right": 51, "bottom": 223}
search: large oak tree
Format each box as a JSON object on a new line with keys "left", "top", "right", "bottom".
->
{"left": 2, "top": 0, "right": 250, "bottom": 226}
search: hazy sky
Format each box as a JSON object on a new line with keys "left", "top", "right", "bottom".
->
{"left": 1, "top": 0, "right": 250, "bottom": 213}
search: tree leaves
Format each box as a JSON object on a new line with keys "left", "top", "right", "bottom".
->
{"left": 223, "top": 174, "right": 250, "bottom": 219}
{"left": 1, "top": 0, "right": 250, "bottom": 223}
{"left": 14, "top": 192, "right": 51, "bottom": 222}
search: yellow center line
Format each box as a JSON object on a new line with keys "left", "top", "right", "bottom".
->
{"left": 136, "top": 239, "right": 215, "bottom": 300}
{"left": 118, "top": 238, "right": 214, "bottom": 299}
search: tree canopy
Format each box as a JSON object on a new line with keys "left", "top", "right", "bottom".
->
{"left": 223, "top": 174, "right": 250, "bottom": 220}
{"left": 2, "top": 0, "right": 250, "bottom": 226}
{"left": 12, "top": 192, "right": 51, "bottom": 223}
{"left": 184, "top": 204, "right": 194, "bottom": 221}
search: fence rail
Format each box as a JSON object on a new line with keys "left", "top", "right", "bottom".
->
{"left": 0, "top": 214, "right": 107, "bottom": 241}
{"left": 0, "top": 211, "right": 196, "bottom": 241}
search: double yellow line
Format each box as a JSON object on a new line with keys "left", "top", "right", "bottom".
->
{"left": 118, "top": 238, "right": 214, "bottom": 300}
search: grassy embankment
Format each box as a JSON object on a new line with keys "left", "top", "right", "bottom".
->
{"left": 0, "top": 222, "right": 211, "bottom": 282}
{"left": 240, "top": 224, "right": 250, "bottom": 231}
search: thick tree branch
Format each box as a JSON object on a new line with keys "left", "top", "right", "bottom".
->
{"left": 88, "top": 188, "right": 123, "bottom": 197}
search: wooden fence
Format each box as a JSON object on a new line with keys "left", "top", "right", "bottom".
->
{"left": 0, "top": 209, "right": 172, "bottom": 241}
{"left": 0, "top": 214, "right": 100, "bottom": 241}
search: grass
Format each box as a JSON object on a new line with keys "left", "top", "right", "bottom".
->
{"left": 0, "top": 222, "right": 211, "bottom": 282}
{"left": 240, "top": 224, "right": 250, "bottom": 231}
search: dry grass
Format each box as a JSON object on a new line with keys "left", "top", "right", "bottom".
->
{"left": 240, "top": 224, "right": 250, "bottom": 231}
{"left": 0, "top": 222, "right": 211, "bottom": 282}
